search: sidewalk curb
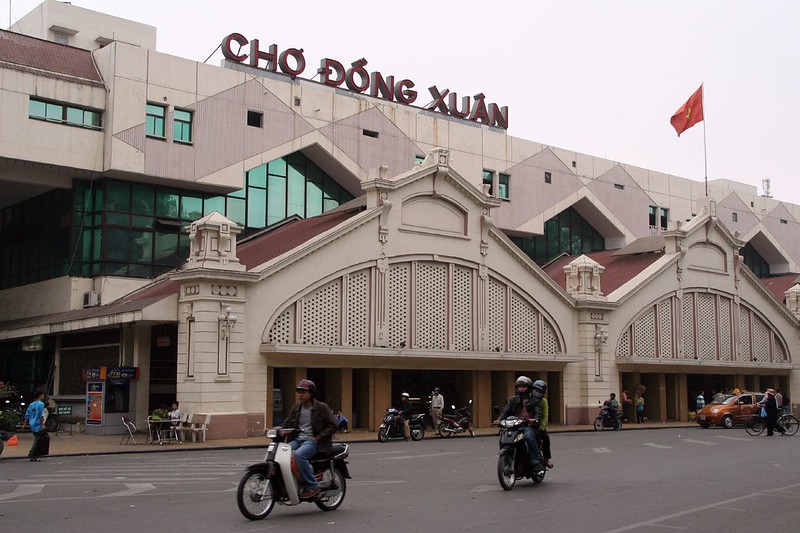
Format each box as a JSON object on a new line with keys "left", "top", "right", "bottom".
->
{"left": 0, "top": 423, "right": 697, "bottom": 461}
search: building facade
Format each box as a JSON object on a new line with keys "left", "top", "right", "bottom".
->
{"left": 1, "top": 1, "right": 798, "bottom": 437}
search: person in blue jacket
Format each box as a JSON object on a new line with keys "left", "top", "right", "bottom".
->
{"left": 22, "top": 390, "right": 46, "bottom": 461}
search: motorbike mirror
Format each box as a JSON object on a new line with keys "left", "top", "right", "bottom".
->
{"left": 468, "top": 399, "right": 473, "bottom": 405}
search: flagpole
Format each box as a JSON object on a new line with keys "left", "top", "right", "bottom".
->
{"left": 701, "top": 82, "right": 708, "bottom": 197}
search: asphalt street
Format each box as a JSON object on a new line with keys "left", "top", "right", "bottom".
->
{"left": 1, "top": 427, "right": 798, "bottom": 532}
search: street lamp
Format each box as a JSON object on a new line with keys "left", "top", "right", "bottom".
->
{"left": 594, "top": 326, "right": 608, "bottom": 377}
{"left": 218, "top": 304, "right": 238, "bottom": 340}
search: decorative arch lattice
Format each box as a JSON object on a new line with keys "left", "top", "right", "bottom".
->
{"left": 616, "top": 291, "right": 791, "bottom": 363}
{"left": 266, "top": 261, "right": 564, "bottom": 354}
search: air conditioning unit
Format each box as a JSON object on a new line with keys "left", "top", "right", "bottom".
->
{"left": 83, "top": 290, "right": 100, "bottom": 307}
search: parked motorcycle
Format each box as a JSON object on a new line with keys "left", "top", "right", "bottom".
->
{"left": 377, "top": 408, "right": 425, "bottom": 441}
{"left": 438, "top": 400, "right": 475, "bottom": 437}
{"left": 594, "top": 401, "right": 622, "bottom": 431}
{"left": 496, "top": 416, "right": 546, "bottom": 490}
{"left": 236, "top": 427, "right": 351, "bottom": 520}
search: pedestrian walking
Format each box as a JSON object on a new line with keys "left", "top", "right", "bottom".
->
{"left": 762, "top": 388, "right": 785, "bottom": 436}
{"left": 431, "top": 387, "right": 444, "bottom": 434}
{"left": 21, "top": 390, "right": 47, "bottom": 461}
{"left": 696, "top": 391, "right": 705, "bottom": 412}
{"left": 635, "top": 393, "right": 645, "bottom": 424}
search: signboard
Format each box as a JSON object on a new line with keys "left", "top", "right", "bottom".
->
{"left": 57, "top": 405, "right": 72, "bottom": 416}
{"left": 107, "top": 367, "right": 138, "bottom": 380}
{"left": 221, "top": 33, "right": 509, "bottom": 129}
{"left": 86, "top": 382, "right": 104, "bottom": 425}
{"left": 22, "top": 335, "right": 43, "bottom": 352}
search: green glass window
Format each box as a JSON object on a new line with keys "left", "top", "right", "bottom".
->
{"left": 267, "top": 175, "right": 287, "bottom": 225}
{"left": 131, "top": 184, "right": 155, "bottom": 215}
{"left": 173, "top": 109, "right": 192, "bottom": 143}
{"left": 146, "top": 104, "right": 166, "bottom": 138}
{"left": 29, "top": 99, "right": 46, "bottom": 119}
{"left": 743, "top": 243, "right": 770, "bottom": 278}
{"left": 247, "top": 188, "right": 266, "bottom": 228}
{"left": 482, "top": 170, "right": 493, "bottom": 195}
{"left": 156, "top": 189, "right": 180, "bottom": 218}
{"left": 498, "top": 173, "right": 510, "bottom": 200}
{"left": 180, "top": 194, "right": 203, "bottom": 221}
{"left": 204, "top": 196, "right": 226, "bottom": 216}
{"left": 28, "top": 98, "right": 101, "bottom": 130}
{"left": 510, "top": 207, "right": 605, "bottom": 266}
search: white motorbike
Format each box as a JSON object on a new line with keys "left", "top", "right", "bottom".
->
{"left": 236, "top": 427, "right": 351, "bottom": 520}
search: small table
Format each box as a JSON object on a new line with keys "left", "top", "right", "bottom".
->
{"left": 146, "top": 418, "right": 182, "bottom": 445}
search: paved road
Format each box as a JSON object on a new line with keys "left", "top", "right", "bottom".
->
{"left": 1, "top": 427, "right": 798, "bottom": 532}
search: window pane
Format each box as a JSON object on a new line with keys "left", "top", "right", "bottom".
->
{"left": 84, "top": 110, "right": 101, "bottom": 128}
{"left": 287, "top": 163, "right": 305, "bottom": 217}
{"left": 181, "top": 194, "right": 203, "bottom": 221}
{"left": 106, "top": 181, "right": 130, "bottom": 211}
{"left": 267, "top": 175, "right": 286, "bottom": 224}
{"left": 130, "top": 230, "right": 153, "bottom": 262}
{"left": 174, "top": 109, "right": 191, "bottom": 122}
{"left": 106, "top": 228, "right": 129, "bottom": 260}
{"left": 29, "top": 99, "right": 46, "bottom": 118}
{"left": 146, "top": 104, "right": 165, "bottom": 117}
{"left": 268, "top": 158, "right": 287, "bottom": 177}
{"left": 204, "top": 196, "right": 225, "bottom": 216}
{"left": 66, "top": 107, "right": 83, "bottom": 125}
{"left": 226, "top": 197, "right": 245, "bottom": 226}
{"left": 154, "top": 232, "right": 178, "bottom": 263}
{"left": 247, "top": 188, "right": 266, "bottom": 228}
{"left": 306, "top": 181, "right": 323, "bottom": 217}
{"left": 247, "top": 164, "right": 267, "bottom": 188}
{"left": 45, "top": 102, "right": 63, "bottom": 120}
{"left": 156, "top": 190, "right": 180, "bottom": 218}
{"left": 131, "top": 183, "right": 155, "bottom": 215}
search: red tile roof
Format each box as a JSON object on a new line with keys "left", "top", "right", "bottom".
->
{"left": 760, "top": 273, "right": 800, "bottom": 303}
{"left": 0, "top": 30, "right": 103, "bottom": 86}
{"left": 543, "top": 249, "right": 664, "bottom": 295}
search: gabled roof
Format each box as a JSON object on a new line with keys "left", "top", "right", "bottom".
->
{"left": 543, "top": 249, "right": 663, "bottom": 295}
{"left": 0, "top": 29, "right": 103, "bottom": 86}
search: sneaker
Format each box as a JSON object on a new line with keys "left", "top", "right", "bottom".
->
{"left": 300, "top": 486, "right": 321, "bottom": 499}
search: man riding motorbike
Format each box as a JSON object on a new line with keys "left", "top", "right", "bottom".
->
{"left": 280, "top": 379, "right": 338, "bottom": 499}
{"left": 499, "top": 376, "right": 545, "bottom": 473}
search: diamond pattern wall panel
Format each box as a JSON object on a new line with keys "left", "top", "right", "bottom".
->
{"left": 540, "top": 321, "right": 560, "bottom": 354}
{"left": 752, "top": 315, "right": 770, "bottom": 362}
{"left": 415, "top": 263, "right": 447, "bottom": 349}
{"left": 346, "top": 270, "right": 370, "bottom": 347}
{"left": 657, "top": 299, "right": 673, "bottom": 358}
{"left": 633, "top": 307, "right": 657, "bottom": 358}
{"left": 681, "top": 293, "right": 695, "bottom": 359}
{"left": 510, "top": 292, "right": 537, "bottom": 353}
{"left": 696, "top": 293, "right": 717, "bottom": 360}
{"left": 301, "top": 280, "right": 341, "bottom": 345}
{"left": 617, "top": 329, "right": 631, "bottom": 358}
{"left": 739, "top": 307, "right": 751, "bottom": 360}
{"left": 453, "top": 267, "right": 473, "bottom": 351}
{"left": 388, "top": 264, "right": 409, "bottom": 348}
{"left": 718, "top": 298, "right": 732, "bottom": 361}
{"left": 487, "top": 278, "right": 506, "bottom": 352}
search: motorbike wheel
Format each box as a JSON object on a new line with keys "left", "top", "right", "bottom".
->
{"left": 46, "top": 416, "right": 59, "bottom": 433}
{"left": 315, "top": 467, "right": 347, "bottom": 511}
{"left": 593, "top": 417, "right": 603, "bottom": 431}
{"left": 497, "top": 453, "right": 516, "bottom": 491}
{"left": 411, "top": 425, "right": 425, "bottom": 441}
{"left": 438, "top": 422, "right": 453, "bottom": 437}
{"left": 533, "top": 468, "right": 546, "bottom": 484}
{"left": 377, "top": 428, "right": 388, "bottom": 442}
{"left": 468, "top": 423, "right": 475, "bottom": 437}
{"left": 236, "top": 471, "right": 275, "bottom": 520}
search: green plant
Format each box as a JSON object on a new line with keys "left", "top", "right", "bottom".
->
{"left": 151, "top": 409, "right": 168, "bottom": 420}
{"left": 0, "top": 410, "right": 20, "bottom": 431}
{"left": 0, "top": 381, "right": 19, "bottom": 400}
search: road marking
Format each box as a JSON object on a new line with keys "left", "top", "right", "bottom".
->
{"left": 0, "top": 484, "right": 45, "bottom": 501}
{"left": 349, "top": 480, "right": 405, "bottom": 486}
{"left": 643, "top": 443, "right": 673, "bottom": 449}
{"left": 682, "top": 438, "right": 715, "bottom": 446}
{"left": 387, "top": 452, "right": 461, "bottom": 460}
{"left": 100, "top": 483, "right": 156, "bottom": 498}
{"left": 716, "top": 435, "right": 751, "bottom": 442}
{"left": 593, "top": 447, "right": 611, "bottom": 453}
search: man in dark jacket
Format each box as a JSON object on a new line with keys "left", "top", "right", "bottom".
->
{"left": 763, "top": 388, "right": 785, "bottom": 436}
{"left": 281, "top": 379, "right": 337, "bottom": 498}
{"left": 499, "top": 376, "right": 545, "bottom": 472}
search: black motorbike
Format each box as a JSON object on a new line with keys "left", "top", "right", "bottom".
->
{"left": 496, "top": 416, "right": 546, "bottom": 490}
{"left": 594, "top": 402, "right": 622, "bottom": 431}
{"left": 377, "top": 407, "right": 425, "bottom": 441}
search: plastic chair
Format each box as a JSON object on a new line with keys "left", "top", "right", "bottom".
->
{"left": 120, "top": 416, "right": 138, "bottom": 445}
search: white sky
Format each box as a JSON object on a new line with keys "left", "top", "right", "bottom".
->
{"left": 5, "top": 0, "right": 800, "bottom": 206}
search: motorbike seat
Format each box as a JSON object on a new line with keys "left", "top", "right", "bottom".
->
{"left": 310, "top": 443, "right": 348, "bottom": 461}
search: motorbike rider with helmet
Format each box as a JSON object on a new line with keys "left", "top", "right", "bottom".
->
{"left": 398, "top": 392, "right": 412, "bottom": 441}
{"left": 281, "top": 379, "right": 338, "bottom": 498}
{"left": 499, "top": 376, "right": 545, "bottom": 473}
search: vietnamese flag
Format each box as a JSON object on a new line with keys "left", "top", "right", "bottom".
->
{"left": 670, "top": 85, "right": 704, "bottom": 136}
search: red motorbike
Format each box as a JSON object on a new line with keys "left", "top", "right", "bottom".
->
{"left": 438, "top": 399, "right": 474, "bottom": 437}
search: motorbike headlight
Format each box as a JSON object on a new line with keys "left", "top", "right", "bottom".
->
{"left": 514, "top": 433, "right": 525, "bottom": 443}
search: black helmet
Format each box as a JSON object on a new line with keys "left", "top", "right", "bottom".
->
{"left": 296, "top": 379, "right": 316, "bottom": 394}
{"left": 433, "top": 387, "right": 440, "bottom": 393}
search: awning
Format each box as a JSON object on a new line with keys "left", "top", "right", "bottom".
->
{"left": 0, "top": 294, "right": 177, "bottom": 340}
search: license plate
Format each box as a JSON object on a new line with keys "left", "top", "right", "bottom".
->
{"left": 699, "top": 415, "right": 706, "bottom": 421}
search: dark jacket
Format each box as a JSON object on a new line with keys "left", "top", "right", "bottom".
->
{"left": 499, "top": 395, "right": 543, "bottom": 423}
{"left": 282, "top": 398, "right": 337, "bottom": 451}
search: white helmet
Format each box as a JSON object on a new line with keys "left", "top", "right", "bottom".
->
{"left": 401, "top": 392, "right": 410, "bottom": 398}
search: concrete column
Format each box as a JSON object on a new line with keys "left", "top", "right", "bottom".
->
{"left": 658, "top": 373, "right": 667, "bottom": 422}
{"left": 369, "top": 368, "right": 392, "bottom": 431}
{"left": 471, "top": 370, "right": 491, "bottom": 428}
{"left": 328, "top": 368, "right": 353, "bottom": 423}
{"left": 132, "top": 325, "right": 151, "bottom": 428}
{"left": 266, "top": 366, "right": 274, "bottom": 426}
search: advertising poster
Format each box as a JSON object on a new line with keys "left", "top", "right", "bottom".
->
{"left": 86, "top": 382, "right": 104, "bottom": 425}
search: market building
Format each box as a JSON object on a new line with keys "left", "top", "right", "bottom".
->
{"left": 1, "top": 1, "right": 798, "bottom": 438}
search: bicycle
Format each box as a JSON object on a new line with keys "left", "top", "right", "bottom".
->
{"left": 744, "top": 412, "right": 798, "bottom": 436}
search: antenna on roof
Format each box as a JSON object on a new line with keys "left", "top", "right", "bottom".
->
{"left": 761, "top": 177, "right": 772, "bottom": 198}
